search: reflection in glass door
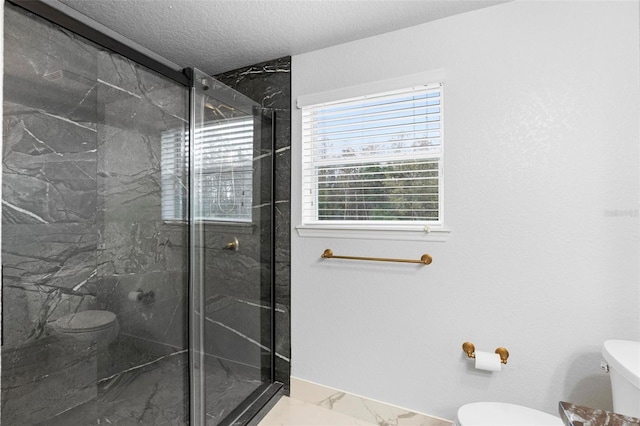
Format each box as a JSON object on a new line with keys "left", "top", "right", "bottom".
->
{"left": 2, "top": 3, "right": 282, "bottom": 425}
{"left": 189, "top": 68, "right": 278, "bottom": 425}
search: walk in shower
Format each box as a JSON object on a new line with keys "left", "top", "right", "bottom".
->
{"left": 1, "top": 2, "right": 288, "bottom": 424}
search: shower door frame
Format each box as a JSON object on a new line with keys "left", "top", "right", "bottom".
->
{"left": 5, "top": 2, "right": 283, "bottom": 425}
{"left": 187, "top": 68, "right": 282, "bottom": 426}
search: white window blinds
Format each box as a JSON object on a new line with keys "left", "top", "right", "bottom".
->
{"left": 301, "top": 83, "right": 443, "bottom": 226}
{"left": 161, "top": 117, "right": 254, "bottom": 222}
{"left": 161, "top": 127, "right": 188, "bottom": 221}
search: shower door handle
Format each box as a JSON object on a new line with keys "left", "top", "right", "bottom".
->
{"left": 223, "top": 237, "right": 239, "bottom": 251}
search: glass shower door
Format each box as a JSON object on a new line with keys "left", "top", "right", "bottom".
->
{"left": 189, "top": 68, "right": 276, "bottom": 425}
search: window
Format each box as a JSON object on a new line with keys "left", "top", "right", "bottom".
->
{"left": 161, "top": 117, "right": 254, "bottom": 222}
{"left": 300, "top": 83, "right": 443, "bottom": 234}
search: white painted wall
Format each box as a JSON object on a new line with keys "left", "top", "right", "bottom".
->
{"left": 291, "top": 0, "right": 639, "bottom": 420}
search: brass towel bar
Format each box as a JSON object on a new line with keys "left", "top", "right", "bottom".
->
{"left": 321, "top": 249, "right": 432, "bottom": 265}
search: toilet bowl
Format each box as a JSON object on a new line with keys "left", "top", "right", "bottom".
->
{"left": 454, "top": 402, "right": 563, "bottom": 426}
{"left": 50, "top": 310, "right": 119, "bottom": 346}
{"left": 602, "top": 339, "right": 640, "bottom": 418}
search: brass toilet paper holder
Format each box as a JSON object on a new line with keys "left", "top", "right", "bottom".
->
{"left": 462, "top": 341, "right": 510, "bottom": 364}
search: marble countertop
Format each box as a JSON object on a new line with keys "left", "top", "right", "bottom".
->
{"left": 559, "top": 402, "right": 640, "bottom": 426}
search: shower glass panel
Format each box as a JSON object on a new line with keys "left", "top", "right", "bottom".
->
{"left": 2, "top": 3, "right": 190, "bottom": 424}
{"left": 190, "top": 69, "right": 275, "bottom": 425}
{"left": 2, "top": 4, "right": 277, "bottom": 426}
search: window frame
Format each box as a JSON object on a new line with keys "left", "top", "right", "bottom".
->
{"left": 296, "top": 70, "right": 450, "bottom": 242}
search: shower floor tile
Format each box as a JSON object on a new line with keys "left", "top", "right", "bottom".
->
{"left": 258, "top": 396, "right": 377, "bottom": 426}
{"left": 39, "top": 350, "right": 188, "bottom": 426}
{"left": 39, "top": 347, "right": 263, "bottom": 425}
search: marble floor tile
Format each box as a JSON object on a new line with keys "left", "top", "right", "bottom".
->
{"left": 258, "top": 397, "right": 377, "bottom": 426}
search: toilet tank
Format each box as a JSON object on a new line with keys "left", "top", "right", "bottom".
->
{"left": 602, "top": 340, "right": 640, "bottom": 418}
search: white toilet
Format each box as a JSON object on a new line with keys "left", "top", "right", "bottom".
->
{"left": 454, "top": 340, "right": 640, "bottom": 425}
{"left": 602, "top": 339, "right": 640, "bottom": 418}
{"left": 453, "top": 402, "right": 562, "bottom": 426}
{"left": 50, "top": 310, "right": 119, "bottom": 346}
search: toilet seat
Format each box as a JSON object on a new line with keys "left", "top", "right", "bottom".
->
{"left": 52, "top": 310, "right": 117, "bottom": 333}
{"left": 455, "top": 402, "right": 563, "bottom": 426}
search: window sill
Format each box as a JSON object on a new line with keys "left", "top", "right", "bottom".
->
{"left": 295, "top": 224, "right": 451, "bottom": 242}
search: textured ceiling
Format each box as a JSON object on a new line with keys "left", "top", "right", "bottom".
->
{"left": 57, "top": 0, "right": 511, "bottom": 75}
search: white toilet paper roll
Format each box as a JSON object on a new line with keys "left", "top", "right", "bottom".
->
{"left": 475, "top": 350, "right": 502, "bottom": 371}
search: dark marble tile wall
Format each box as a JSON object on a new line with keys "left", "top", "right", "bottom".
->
{"left": 2, "top": 335, "right": 98, "bottom": 424}
{"left": 2, "top": 4, "right": 189, "bottom": 424}
{"left": 3, "top": 4, "right": 289, "bottom": 425}
{"left": 2, "top": 4, "right": 101, "bottom": 349}
{"left": 95, "top": 51, "right": 189, "bottom": 353}
{"left": 192, "top": 82, "right": 278, "bottom": 413}
{"left": 216, "top": 57, "right": 292, "bottom": 390}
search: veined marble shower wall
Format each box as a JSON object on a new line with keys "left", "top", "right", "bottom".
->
{"left": 216, "top": 57, "right": 291, "bottom": 390}
{"left": 2, "top": 4, "right": 189, "bottom": 424}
